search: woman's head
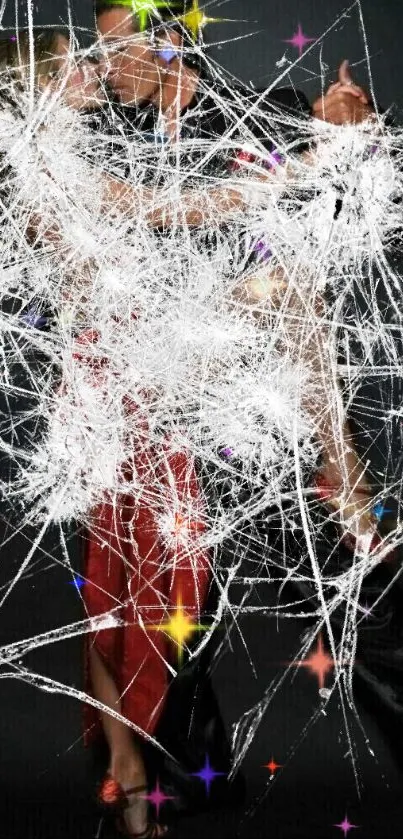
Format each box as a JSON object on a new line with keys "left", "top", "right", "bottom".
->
{"left": 0, "top": 30, "right": 104, "bottom": 109}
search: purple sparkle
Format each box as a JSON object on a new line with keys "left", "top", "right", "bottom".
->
{"left": 20, "top": 308, "right": 47, "bottom": 329}
{"left": 221, "top": 446, "right": 234, "bottom": 458}
{"left": 263, "top": 149, "right": 285, "bottom": 170}
{"left": 10, "top": 36, "right": 17, "bottom": 42}
{"left": 334, "top": 814, "right": 360, "bottom": 837}
{"left": 360, "top": 601, "right": 373, "bottom": 620}
{"left": 284, "top": 23, "right": 315, "bottom": 57}
{"left": 191, "top": 755, "right": 227, "bottom": 796}
{"left": 253, "top": 240, "right": 273, "bottom": 262}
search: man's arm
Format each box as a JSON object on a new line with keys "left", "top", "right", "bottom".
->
{"left": 102, "top": 63, "right": 378, "bottom": 227}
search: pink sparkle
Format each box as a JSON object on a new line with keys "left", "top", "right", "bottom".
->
{"left": 284, "top": 23, "right": 315, "bottom": 56}
{"left": 334, "top": 814, "right": 360, "bottom": 837}
{"left": 139, "top": 778, "right": 176, "bottom": 819}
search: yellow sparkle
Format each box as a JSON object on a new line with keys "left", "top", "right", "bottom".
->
{"left": 174, "top": 0, "right": 224, "bottom": 40}
{"left": 150, "top": 596, "right": 208, "bottom": 663}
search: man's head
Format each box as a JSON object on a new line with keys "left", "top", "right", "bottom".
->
{"left": 96, "top": 2, "right": 164, "bottom": 105}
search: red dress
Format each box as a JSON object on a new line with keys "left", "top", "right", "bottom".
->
{"left": 75, "top": 330, "right": 211, "bottom": 743}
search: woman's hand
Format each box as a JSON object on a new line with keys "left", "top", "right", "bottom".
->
{"left": 312, "top": 60, "right": 375, "bottom": 125}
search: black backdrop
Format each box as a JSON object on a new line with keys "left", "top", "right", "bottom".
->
{"left": 1, "top": 3, "right": 403, "bottom": 839}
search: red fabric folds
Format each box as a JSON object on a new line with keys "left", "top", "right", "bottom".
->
{"left": 82, "top": 446, "right": 211, "bottom": 744}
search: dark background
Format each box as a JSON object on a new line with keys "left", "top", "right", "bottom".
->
{"left": 1, "top": 2, "right": 403, "bottom": 838}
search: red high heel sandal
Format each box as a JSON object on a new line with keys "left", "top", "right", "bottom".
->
{"left": 116, "top": 811, "right": 168, "bottom": 839}
{"left": 98, "top": 775, "right": 168, "bottom": 838}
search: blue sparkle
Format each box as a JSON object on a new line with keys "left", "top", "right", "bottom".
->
{"left": 68, "top": 575, "right": 85, "bottom": 590}
{"left": 190, "top": 755, "right": 226, "bottom": 796}
{"left": 372, "top": 502, "right": 393, "bottom": 521}
{"left": 156, "top": 47, "right": 178, "bottom": 64}
{"left": 20, "top": 308, "right": 47, "bottom": 329}
{"left": 141, "top": 131, "right": 169, "bottom": 147}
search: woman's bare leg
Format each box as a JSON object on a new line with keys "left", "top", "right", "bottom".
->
{"left": 89, "top": 645, "right": 165, "bottom": 835}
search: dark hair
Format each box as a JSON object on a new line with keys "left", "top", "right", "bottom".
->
{"left": 95, "top": 1, "right": 195, "bottom": 33}
{"left": 95, "top": 1, "right": 140, "bottom": 30}
{"left": 94, "top": 2, "right": 203, "bottom": 74}
{"left": 0, "top": 30, "right": 61, "bottom": 78}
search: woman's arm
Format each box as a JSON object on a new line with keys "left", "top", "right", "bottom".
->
{"left": 101, "top": 172, "right": 249, "bottom": 228}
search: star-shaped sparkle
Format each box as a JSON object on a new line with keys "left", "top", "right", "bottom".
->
{"left": 191, "top": 755, "right": 226, "bottom": 795}
{"left": 106, "top": 0, "right": 180, "bottom": 31}
{"left": 334, "top": 814, "right": 360, "bottom": 837}
{"left": 156, "top": 45, "right": 179, "bottom": 63}
{"left": 149, "top": 595, "right": 208, "bottom": 663}
{"left": 174, "top": 0, "right": 224, "bottom": 40}
{"left": 20, "top": 308, "right": 47, "bottom": 329}
{"left": 253, "top": 240, "right": 273, "bottom": 262}
{"left": 139, "top": 778, "right": 176, "bottom": 818}
{"left": 221, "top": 446, "right": 234, "bottom": 458}
{"left": 360, "top": 601, "right": 374, "bottom": 620}
{"left": 68, "top": 575, "right": 85, "bottom": 590}
{"left": 294, "top": 634, "right": 335, "bottom": 689}
{"left": 284, "top": 23, "right": 315, "bottom": 56}
{"left": 263, "top": 757, "right": 282, "bottom": 776}
{"left": 372, "top": 501, "right": 393, "bottom": 521}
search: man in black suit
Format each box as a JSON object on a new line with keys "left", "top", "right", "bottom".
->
{"left": 90, "top": 6, "right": 382, "bottom": 836}
{"left": 95, "top": 2, "right": 373, "bottom": 138}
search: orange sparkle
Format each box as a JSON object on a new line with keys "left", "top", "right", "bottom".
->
{"left": 295, "top": 635, "right": 335, "bottom": 689}
{"left": 172, "top": 513, "right": 186, "bottom": 535}
{"left": 170, "top": 511, "right": 205, "bottom": 537}
{"left": 263, "top": 757, "right": 282, "bottom": 775}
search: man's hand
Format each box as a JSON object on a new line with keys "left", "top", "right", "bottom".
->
{"left": 312, "top": 60, "right": 375, "bottom": 125}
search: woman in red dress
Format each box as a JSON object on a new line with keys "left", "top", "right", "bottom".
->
{"left": 83, "top": 436, "right": 211, "bottom": 838}
{"left": 0, "top": 29, "right": 211, "bottom": 838}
